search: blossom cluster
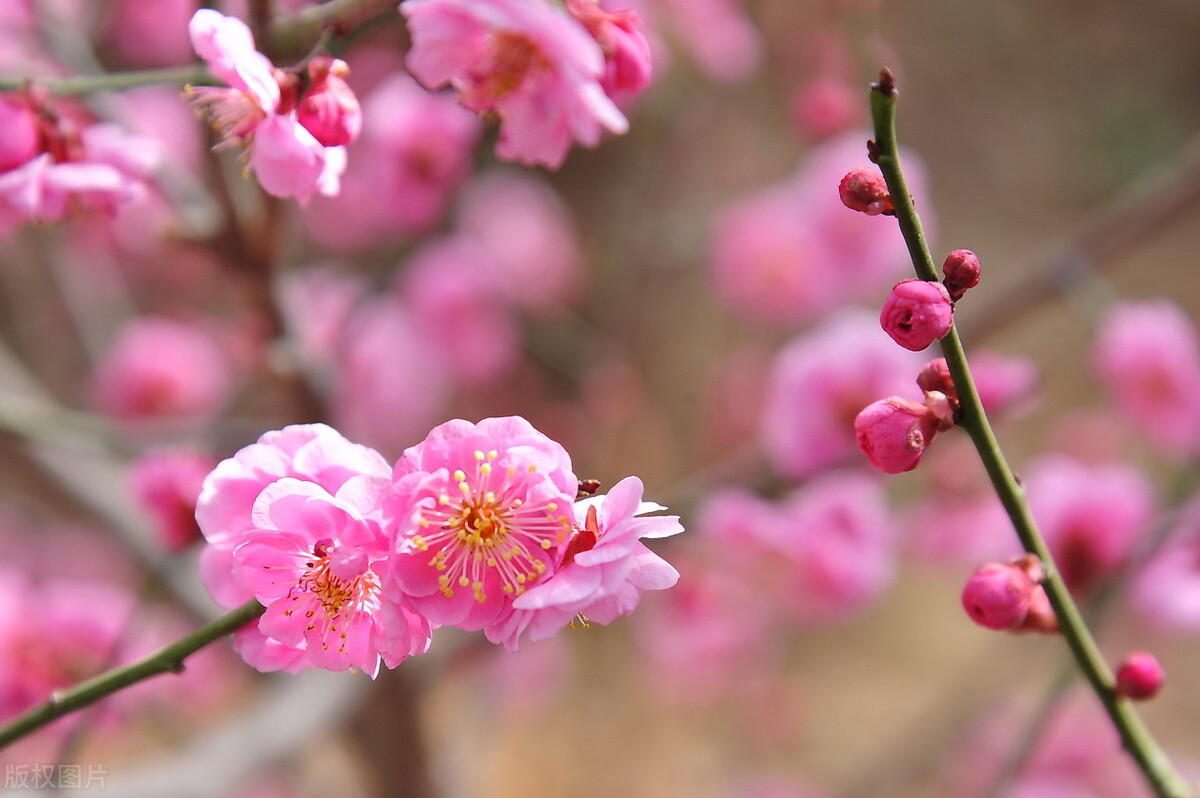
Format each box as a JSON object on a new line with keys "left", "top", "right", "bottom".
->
{"left": 196, "top": 417, "right": 682, "bottom": 677}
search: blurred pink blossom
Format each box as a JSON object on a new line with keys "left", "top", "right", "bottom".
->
{"left": 301, "top": 73, "right": 481, "bottom": 250}
{"left": 401, "top": 0, "right": 628, "bottom": 169}
{"left": 656, "top": 0, "right": 762, "bottom": 82}
{"left": 329, "top": 295, "right": 451, "bottom": 458}
{"left": 397, "top": 235, "right": 521, "bottom": 385}
{"left": 760, "top": 310, "right": 923, "bottom": 480}
{"left": 1093, "top": 299, "right": 1200, "bottom": 455}
{"left": 128, "top": 448, "right": 217, "bottom": 552}
{"left": 1026, "top": 455, "right": 1155, "bottom": 594}
{"left": 91, "top": 316, "right": 232, "bottom": 422}
{"left": 456, "top": 169, "right": 585, "bottom": 313}
{"left": 1133, "top": 498, "right": 1200, "bottom": 632}
{"left": 103, "top": 0, "right": 195, "bottom": 67}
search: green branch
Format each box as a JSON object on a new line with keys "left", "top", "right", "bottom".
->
{"left": 867, "top": 67, "right": 1192, "bottom": 798}
{"left": 0, "top": 599, "right": 265, "bottom": 750}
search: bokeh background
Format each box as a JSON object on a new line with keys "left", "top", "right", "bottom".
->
{"left": 1, "top": 1, "right": 1200, "bottom": 796}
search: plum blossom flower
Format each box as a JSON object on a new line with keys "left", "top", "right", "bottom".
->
{"left": 401, "top": 0, "right": 629, "bottom": 169}
{"left": 186, "top": 9, "right": 352, "bottom": 201}
{"left": 128, "top": 448, "right": 216, "bottom": 552}
{"left": 565, "top": 0, "right": 653, "bottom": 99}
{"left": 196, "top": 424, "right": 395, "bottom": 671}
{"left": 90, "top": 316, "right": 232, "bottom": 422}
{"left": 384, "top": 417, "right": 578, "bottom": 639}
{"left": 1026, "top": 455, "right": 1155, "bottom": 594}
{"left": 1093, "top": 299, "right": 1200, "bottom": 455}
{"left": 879, "top": 279, "right": 953, "bottom": 352}
{"left": 499, "top": 476, "right": 682, "bottom": 649}
{"left": 855, "top": 396, "right": 942, "bottom": 474}
{"left": 1132, "top": 498, "right": 1200, "bottom": 632}
{"left": 232, "top": 478, "right": 428, "bottom": 676}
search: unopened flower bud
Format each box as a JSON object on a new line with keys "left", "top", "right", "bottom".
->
{"left": 1115, "top": 651, "right": 1165, "bottom": 700}
{"left": 942, "top": 249, "right": 981, "bottom": 301}
{"left": 961, "top": 562, "right": 1035, "bottom": 630}
{"left": 838, "top": 166, "right": 893, "bottom": 215}
{"left": 854, "top": 396, "right": 940, "bottom": 474}
{"left": 297, "top": 56, "right": 362, "bottom": 147}
{"left": 880, "top": 279, "right": 953, "bottom": 351}
{"left": 917, "top": 358, "right": 955, "bottom": 398}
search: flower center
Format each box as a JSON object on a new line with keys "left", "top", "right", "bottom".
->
{"left": 463, "top": 32, "right": 550, "bottom": 107}
{"left": 410, "top": 449, "right": 572, "bottom": 603}
{"left": 283, "top": 539, "right": 379, "bottom": 626}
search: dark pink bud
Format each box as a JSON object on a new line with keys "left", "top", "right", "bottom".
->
{"left": 854, "top": 396, "right": 940, "bottom": 474}
{"left": 1115, "top": 651, "right": 1165, "bottom": 700}
{"left": 297, "top": 56, "right": 362, "bottom": 147}
{"left": 961, "top": 562, "right": 1035, "bottom": 630}
{"left": 566, "top": 0, "right": 651, "bottom": 98}
{"left": 838, "top": 166, "right": 893, "bottom": 216}
{"left": 0, "top": 94, "right": 40, "bottom": 172}
{"left": 880, "top": 279, "right": 953, "bottom": 351}
{"left": 942, "top": 249, "right": 981, "bottom": 301}
{"left": 917, "top": 357, "right": 955, "bottom": 400}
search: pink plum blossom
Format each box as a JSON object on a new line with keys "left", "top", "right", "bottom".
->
{"left": 329, "top": 295, "right": 452, "bottom": 457}
{"left": 656, "top": 0, "right": 762, "bottom": 83}
{"left": 456, "top": 169, "right": 584, "bottom": 312}
{"left": 186, "top": 9, "right": 351, "bottom": 202}
{"left": 961, "top": 562, "right": 1035, "bottom": 630}
{"left": 397, "top": 235, "right": 521, "bottom": 385}
{"left": 384, "top": 416, "right": 578, "bottom": 640}
{"left": 499, "top": 476, "right": 682, "bottom": 649}
{"left": 300, "top": 74, "right": 481, "bottom": 249}
{"left": 196, "top": 423, "right": 391, "bottom": 622}
{"left": 760, "top": 310, "right": 923, "bottom": 480}
{"left": 103, "top": 0, "right": 195, "bottom": 67}
{"left": 710, "top": 132, "right": 932, "bottom": 327}
{"left": 401, "top": 0, "right": 628, "bottom": 169}
{"left": 128, "top": 448, "right": 217, "bottom": 552}
{"left": 90, "top": 316, "right": 232, "bottom": 422}
{"left": 1132, "top": 498, "right": 1200, "bottom": 632}
{"left": 232, "top": 478, "right": 431, "bottom": 676}
{"left": 1025, "top": 455, "right": 1155, "bottom": 594}
{"left": 1093, "top": 299, "right": 1200, "bottom": 455}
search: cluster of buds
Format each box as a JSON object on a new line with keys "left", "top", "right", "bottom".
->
{"left": 854, "top": 357, "right": 957, "bottom": 474}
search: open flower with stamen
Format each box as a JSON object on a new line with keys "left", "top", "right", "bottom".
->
{"left": 497, "top": 476, "right": 683, "bottom": 650}
{"left": 384, "top": 417, "right": 578, "bottom": 637}
{"left": 233, "top": 477, "right": 431, "bottom": 676}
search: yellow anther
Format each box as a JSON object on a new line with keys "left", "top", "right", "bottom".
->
{"left": 458, "top": 575, "right": 470, "bottom": 587}
{"left": 516, "top": 573, "right": 527, "bottom": 584}
{"left": 438, "top": 575, "right": 450, "bottom": 586}
{"left": 442, "top": 588, "right": 454, "bottom": 597}
{"left": 481, "top": 463, "right": 492, "bottom": 476}
{"left": 438, "top": 494, "right": 450, "bottom": 505}
{"left": 527, "top": 464, "right": 537, "bottom": 473}
{"left": 473, "top": 581, "right": 484, "bottom": 592}
{"left": 412, "top": 535, "right": 427, "bottom": 551}
{"left": 503, "top": 584, "right": 514, "bottom": 594}
{"left": 546, "top": 503, "right": 558, "bottom": 512}
{"left": 488, "top": 450, "right": 498, "bottom": 460}
{"left": 419, "top": 518, "right": 430, "bottom": 528}
{"left": 485, "top": 491, "right": 496, "bottom": 503}
{"left": 540, "top": 539, "right": 552, "bottom": 550}
{"left": 487, "top": 558, "right": 497, "bottom": 567}
{"left": 474, "top": 450, "right": 485, "bottom": 461}
{"left": 459, "top": 481, "right": 471, "bottom": 494}
{"left": 454, "top": 469, "right": 467, "bottom": 482}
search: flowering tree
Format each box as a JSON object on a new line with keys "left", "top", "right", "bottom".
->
{"left": 0, "top": 2, "right": 1197, "bottom": 797}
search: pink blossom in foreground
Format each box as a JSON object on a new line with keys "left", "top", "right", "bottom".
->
{"left": 1025, "top": 455, "right": 1155, "bottom": 594}
{"left": 232, "top": 478, "right": 431, "bottom": 676}
{"left": 385, "top": 417, "right": 578, "bottom": 639}
{"left": 90, "top": 316, "right": 232, "bottom": 421}
{"left": 760, "top": 311, "right": 923, "bottom": 479}
{"left": 401, "top": 0, "right": 628, "bottom": 169}
{"left": 1114, "top": 651, "right": 1165, "bottom": 700}
{"left": 880, "top": 279, "right": 953, "bottom": 352}
{"left": 499, "top": 476, "right": 682, "bottom": 649}
{"left": 186, "top": 9, "right": 351, "bottom": 201}
{"left": 128, "top": 448, "right": 216, "bottom": 552}
{"left": 1093, "top": 299, "right": 1200, "bottom": 455}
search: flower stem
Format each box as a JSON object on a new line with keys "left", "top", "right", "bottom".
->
{"left": 0, "top": 65, "right": 213, "bottom": 95}
{"left": 0, "top": 599, "right": 265, "bottom": 750}
{"left": 868, "top": 67, "right": 1193, "bottom": 798}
